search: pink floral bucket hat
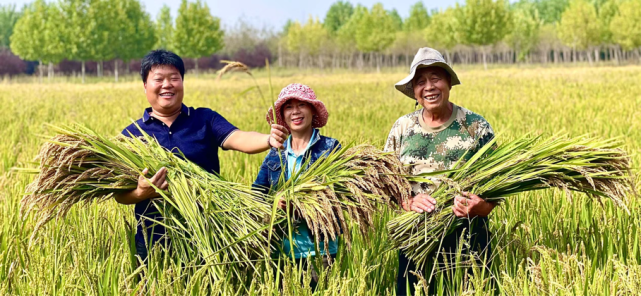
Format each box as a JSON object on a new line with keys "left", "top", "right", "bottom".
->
{"left": 266, "top": 83, "right": 329, "bottom": 130}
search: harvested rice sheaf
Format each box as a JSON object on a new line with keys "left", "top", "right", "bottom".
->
{"left": 270, "top": 144, "right": 412, "bottom": 253}
{"left": 20, "top": 124, "right": 277, "bottom": 278}
{"left": 387, "top": 134, "right": 635, "bottom": 269}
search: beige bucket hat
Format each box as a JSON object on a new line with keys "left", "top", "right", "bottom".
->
{"left": 395, "top": 47, "right": 461, "bottom": 99}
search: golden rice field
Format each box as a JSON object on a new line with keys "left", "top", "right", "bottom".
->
{"left": 0, "top": 65, "right": 640, "bottom": 295}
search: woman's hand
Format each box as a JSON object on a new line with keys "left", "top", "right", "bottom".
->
{"left": 452, "top": 192, "right": 495, "bottom": 218}
{"left": 402, "top": 193, "right": 437, "bottom": 214}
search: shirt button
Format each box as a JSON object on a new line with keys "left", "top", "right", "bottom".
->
{"left": 169, "top": 131, "right": 172, "bottom": 135}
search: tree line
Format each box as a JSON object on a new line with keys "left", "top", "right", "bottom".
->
{"left": 1, "top": 0, "right": 641, "bottom": 80}
{"left": 281, "top": 0, "right": 641, "bottom": 70}
{"left": 3, "top": 0, "right": 222, "bottom": 82}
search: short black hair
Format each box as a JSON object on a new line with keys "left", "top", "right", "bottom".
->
{"left": 140, "top": 49, "right": 185, "bottom": 83}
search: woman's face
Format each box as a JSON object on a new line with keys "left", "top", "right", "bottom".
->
{"left": 144, "top": 65, "right": 184, "bottom": 114}
{"left": 282, "top": 99, "right": 315, "bottom": 134}
{"left": 413, "top": 67, "right": 451, "bottom": 113}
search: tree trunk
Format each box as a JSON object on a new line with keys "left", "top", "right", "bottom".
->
{"left": 81, "top": 60, "right": 86, "bottom": 83}
{"left": 48, "top": 62, "right": 53, "bottom": 80}
{"left": 586, "top": 50, "right": 593, "bottom": 65}
{"left": 114, "top": 59, "right": 119, "bottom": 82}
{"left": 194, "top": 58, "right": 199, "bottom": 77}
{"left": 594, "top": 47, "right": 599, "bottom": 64}
{"left": 482, "top": 48, "right": 488, "bottom": 70}
{"left": 98, "top": 61, "right": 103, "bottom": 77}
{"left": 572, "top": 49, "right": 576, "bottom": 63}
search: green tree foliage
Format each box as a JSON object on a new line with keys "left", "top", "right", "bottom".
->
{"left": 404, "top": 2, "right": 430, "bottom": 32}
{"left": 287, "top": 17, "right": 326, "bottom": 55}
{"left": 354, "top": 4, "right": 396, "bottom": 54}
{"left": 107, "top": 0, "right": 155, "bottom": 81}
{"left": 60, "top": 0, "right": 104, "bottom": 82}
{"left": 0, "top": 4, "right": 20, "bottom": 48}
{"left": 557, "top": 0, "right": 600, "bottom": 52}
{"left": 282, "top": 19, "right": 294, "bottom": 36}
{"left": 286, "top": 21, "right": 303, "bottom": 55}
{"left": 89, "top": 0, "right": 116, "bottom": 77}
{"left": 456, "top": 0, "right": 511, "bottom": 69}
{"left": 534, "top": 0, "right": 569, "bottom": 24}
{"left": 324, "top": 1, "right": 353, "bottom": 35}
{"left": 425, "top": 8, "right": 460, "bottom": 60}
{"left": 286, "top": 17, "right": 327, "bottom": 68}
{"left": 173, "top": 0, "right": 224, "bottom": 76}
{"left": 610, "top": 0, "right": 641, "bottom": 52}
{"left": 155, "top": 5, "right": 174, "bottom": 50}
{"left": 388, "top": 9, "right": 403, "bottom": 31}
{"left": 594, "top": 0, "right": 617, "bottom": 46}
{"left": 354, "top": 4, "right": 396, "bottom": 71}
{"left": 11, "top": 0, "right": 66, "bottom": 80}
{"left": 43, "top": 3, "right": 67, "bottom": 67}
{"left": 505, "top": 2, "right": 541, "bottom": 62}
{"left": 336, "top": 5, "right": 366, "bottom": 53}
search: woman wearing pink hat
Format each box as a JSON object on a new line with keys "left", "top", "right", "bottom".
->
{"left": 252, "top": 83, "right": 340, "bottom": 290}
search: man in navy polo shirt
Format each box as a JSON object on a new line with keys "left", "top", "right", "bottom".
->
{"left": 116, "top": 49, "right": 289, "bottom": 260}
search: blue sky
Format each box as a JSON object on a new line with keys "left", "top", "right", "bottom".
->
{"left": 3, "top": 0, "right": 462, "bottom": 30}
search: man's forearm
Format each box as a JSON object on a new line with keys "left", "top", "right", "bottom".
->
{"left": 223, "top": 131, "right": 271, "bottom": 154}
{"left": 114, "top": 189, "right": 147, "bottom": 205}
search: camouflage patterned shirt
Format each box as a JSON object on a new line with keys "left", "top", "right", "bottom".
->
{"left": 384, "top": 103, "right": 494, "bottom": 195}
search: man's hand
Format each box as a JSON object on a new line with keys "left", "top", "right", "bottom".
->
{"left": 115, "top": 167, "right": 168, "bottom": 204}
{"left": 452, "top": 192, "right": 495, "bottom": 218}
{"left": 402, "top": 193, "right": 437, "bottom": 214}
{"left": 269, "top": 124, "right": 289, "bottom": 149}
{"left": 222, "top": 125, "right": 289, "bottom": 153}
{"left": 136, "top": 167, "right": 168, "bottom": 199}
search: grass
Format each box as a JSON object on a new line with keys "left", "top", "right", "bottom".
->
{"left": 0, "top": 65, "right": 639, "bottom": 295}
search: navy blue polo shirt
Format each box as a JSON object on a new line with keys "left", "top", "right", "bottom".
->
{"left": 121, "top": 103, "right": 238, "bottom": 245}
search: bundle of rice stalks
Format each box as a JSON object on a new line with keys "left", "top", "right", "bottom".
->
{"left": 20, "top": 124, "right": 278, "bottom": 278}
{"left": 269, "top": 144, "right": 411, "bottom": 253}
{"left": 387, "top": 134, "right": 634, "bottom": 269}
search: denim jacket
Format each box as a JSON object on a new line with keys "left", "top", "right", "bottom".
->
{"left": 253, "top": 129, "right": 341, "bottom": 194}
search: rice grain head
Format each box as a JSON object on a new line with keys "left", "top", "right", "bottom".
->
{"left": 217, "top": 61, "right": 252, "bottom": 80}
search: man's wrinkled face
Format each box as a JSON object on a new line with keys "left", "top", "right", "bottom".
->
{"left": 144, "top": 65, "right": 184, "bottom": 113}
{"left": 413, "top": 67, "right": 451, "bottom": 113}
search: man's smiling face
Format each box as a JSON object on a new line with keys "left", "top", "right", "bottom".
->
{"left": 144, "top": 65, "right": 184, "bottom": 113}
{"left": 413, "top": 66, "right": 451, "bottom": 113}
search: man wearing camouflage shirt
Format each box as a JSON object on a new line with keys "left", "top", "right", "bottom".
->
{"left": 385, "top": 47, "right": 496, "bottom": 295}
